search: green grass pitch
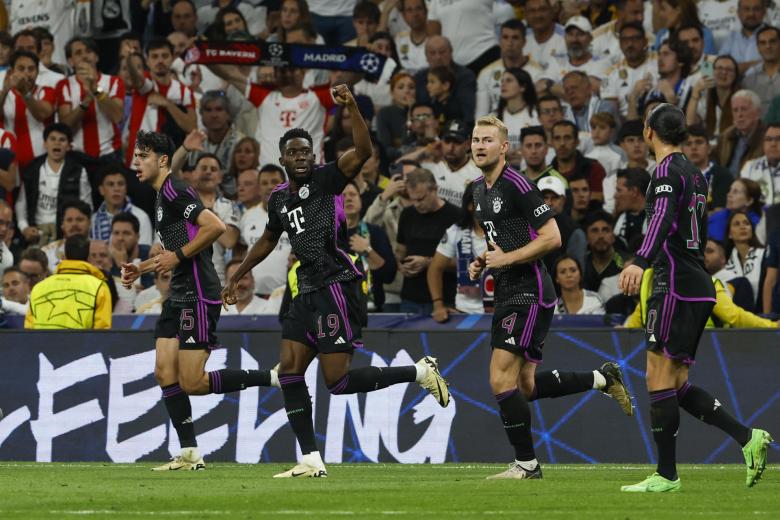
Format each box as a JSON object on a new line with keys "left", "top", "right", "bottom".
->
{"left": 0, "top": 463, "right": 775, "bottom": 519}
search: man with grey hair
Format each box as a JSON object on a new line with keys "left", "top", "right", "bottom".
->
{"left": 188, "top": 91, "right": 246, "bottom": 198}
{"left": 395, "top": 168, "right": 462, "bottom": 314}
{"left": 715, "top": 89, "right": 767, "bottom": 176}
{"left": 413, "top": 36, "right": 477, "bottom": 123}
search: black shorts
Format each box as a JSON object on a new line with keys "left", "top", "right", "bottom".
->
{"left": 645, "top": 293, "right": 714, "bottom": 365}
{"left": 491, "top": 303, "right": 554, "bottom": 364}
{"left": 282, "top": 280, "right": 364, "bottom": 354}
{"left": 155, "top": 299, "right": 221, "bottom": 350}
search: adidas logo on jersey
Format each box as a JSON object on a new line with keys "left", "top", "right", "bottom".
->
{"left": 649, "top": 334, "right": 656, "bottom": 342}
{"left": 281, "top": 205, "right": 288, "bottom": 213}
{"left": 335, "top": 337, "right": 346, "bottom": 345}
{"left": 185, "top": 336, "right": 196, "bottom": 344}
{"left": 505, "top": 337, "right": 516, "bottom": 345}
{"left": 476, "top": 203, "right": 481, "bottom": 211}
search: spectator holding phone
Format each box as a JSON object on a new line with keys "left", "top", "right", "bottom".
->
{"left": 686, "top": 55, "right": 740, "bottom": 141}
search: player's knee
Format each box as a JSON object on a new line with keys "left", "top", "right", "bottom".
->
{"left": 154, "top": 365, "right": 175, "bottom": 386}
{"left": 179, "top": 375, "right": 204, "bottom": 395}
{"left": 489, "top": 373, "right": 516, "bottom": 395}
{"left": 518, "top": 376, "right": 535, "bottom": 397}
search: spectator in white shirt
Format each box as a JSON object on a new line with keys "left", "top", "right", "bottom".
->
{"left": 222, "top": 259, "right": 272, "bottom": 315}
{"left": 421, "top": 120, "right": 482, "bottom": 207}
{"left": 495, "top": 68, "right": 540, "bottom": 154}
{"left": 585, "top": 112, "right": 624, "bottom": 212}
{"left": 394, "top": 0, "right": 430, "bottom": 74}
{"left": 556, "top": 16, "right": 611, "bottom": 91}
{"left": 41, "top": 200, "right": 92, "bottom": 271}
{"left": 135, "top": 270, "right": 172, "bottom": 315}
{"left": 523, "top": 0, "right": 567, "bottom": 72}
{"left": 740, "top": 123, "right": 780, "bottom": 205}
{"left": 553, "top": 255, "right": 606, "bottom": 315}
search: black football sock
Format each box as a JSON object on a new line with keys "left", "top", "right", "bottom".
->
{"left": 529, "top": 370, "right": 594, "bottom": 401}
{"left": 162, "top": 383, "right": 197, "bottom": 449}
{"left": 649, "top": 389, "right": 680, "bottom": 481}
{"left": 327, "top": 366, "right": 416, "bottom": 394}
{"left": 208, "top": 369, "right": 272, "bottom": 393}
{"left": 279, "top": 374, "right": 317, "bottom": 455}
{"left": 677, "top": 382, "right": 751, "bottom": 446}
{"left": 495, "top": 388, "right": 535, "bottom": 461}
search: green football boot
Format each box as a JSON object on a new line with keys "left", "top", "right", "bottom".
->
{"left": 621, "top": 473, "right": 681, "bottom": 493}
{"left": 742, "top": 428, "right": 773, "bottom": 487}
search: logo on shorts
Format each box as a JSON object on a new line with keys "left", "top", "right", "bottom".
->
{"left": 185, "top": 336, "right": 196, "bottom": 344}
{"left": 299, "top": 185, "right": 310, "bottom": 199}
{"left": 505, "top": 337, "right": 516, "bottom": 345}
{"left": 655, "top": 184, "right": 673, "bottom": 194}
{"left": 335, "top": 336, "right": 346, "bottom": 345}
{"left": 183, "top": 204, "right": 196, "bottom": 219}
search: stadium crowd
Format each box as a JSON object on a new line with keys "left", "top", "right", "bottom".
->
{"left": 0, "top": 0, "right": 779, "bottom": 328}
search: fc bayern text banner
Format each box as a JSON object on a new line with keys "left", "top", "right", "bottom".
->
{"left": 0, "top": 330, "right": 777, "bottom": 464}
{"left": 185, "top": 41, "right": 388, "bottom": 81}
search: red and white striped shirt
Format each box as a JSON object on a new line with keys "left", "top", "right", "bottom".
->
{"left": 125, "top": 75, "right": 195, "bottom": 165}
{"left": 56, "top": 74, "right": 125, "bottom": 158}
{"left": 0, "top": 128, "right": 16, "bottom": 150}
{"left": 0, "top": 86, "right": 56, "bottom": 168}
{"left": 246, "top": 83, "right": 335, "bottom": 167}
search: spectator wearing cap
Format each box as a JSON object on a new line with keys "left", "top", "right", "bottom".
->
{"left": 25, "top": 235, "right": 111, "bottom": 330}
{"left": 592, "top": 0, "right": 647, "bottom": 67}
{"left": 551, "top": 120, "right": 607, "bottom": 201}
{"left": 715, "top": 89, "right": 766, "bottom": 177}
{"left": 739, "top": 122, "right": 780, "bottom": 205}
{"left": 585, "top": 112, "right": 624, "bottom": 213}
{"left": 414, "top": 36, "right": 477, "bottom": 124}
{"left": 617, "top": 119, "right": 656, "bottom": 173}
{"left": 16, "top": 123, "right": 92, "bottom": 247}
{"left": 189, "top": 91, "right": 246, "bottom": 198}
{"left": 523, "top": 0, "right": 567, "bottom": 72}
{"left": 718, "top": 0, "right": 767, "bottom": 70}
{"left": 682, "top": 124, "right": 733, "bottom": 210}
{"left": 553, "top": 16, "right": 611, "bottom": 92}
{"left": 518, "top": 125, "right": 567, "bottom": 186}
{"left": 90, "top": 167, "right": 153, "bottom": 246}
{"left": 743, "top": 26, "right": 780, "bottom": 115}
{"left": 420, "top": 120, "right": 482, "bottom": 207}
{"left": 582, "top": 210, "right": 627, "bottom": 296}
{"left": 538, "top": 175, "right": 586, "bottom": 274}
{"left": 613, "top": 168, "right": 650, "bottom": 253}
{"left": 476, "top": 19, "right": 551, "bottom": 120}
{"left": 601, "top": 22, "right": 659, "bottom": 119}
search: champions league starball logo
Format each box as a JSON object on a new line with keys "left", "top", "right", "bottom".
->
{"left": 268, "top": 43, "right": 283, "bottom": 58}
{"left": 360, "top": 53, "right": 381, "bottom": 75}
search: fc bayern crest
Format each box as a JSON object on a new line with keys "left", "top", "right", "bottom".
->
{"left": 299, "top": 186, "right": 310, "bottom": 199}
{"left": 360, "top": 53, "right": 381, "bottom": 74}
{"left": 493, "top": 199, "right": 502, "bottom": 213}
{"left": 157, "top": 206, "right": 163, "bottom": 222}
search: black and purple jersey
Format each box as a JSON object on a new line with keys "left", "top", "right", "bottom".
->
{"left": 266, "top": 161, "right": 360, "bottom": 294}
{"left": 472, "top": 165, "right": 557, "bottom": 307}
{"left": 155, "top": 175, "right": 221, "bottom": 304}
{"left": 634, "top": 152, "right": 715, "bottom": 301}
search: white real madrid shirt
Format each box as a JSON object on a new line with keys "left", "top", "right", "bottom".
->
{"left": 422, "top": 159, "right": 483, "bottom": 208}
{"left": 239, "top": 204, "right": 291, "bottom": 295}
{"left": 601, "top": 56, "right": 659, "bottom": 118}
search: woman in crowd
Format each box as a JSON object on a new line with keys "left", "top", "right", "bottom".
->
{"left": 228, "top": 137, "right": 260, "bottom": 181}
{"left": 428, "top": 182, "right": 489, "bottom": 323}
{"left": 686, "top": 55, "right": 740, "bottom": 141}
{"left": 265, "top": 0, "right": 318, "bottom": 42}
{"left": 553, "top": 255, "right": 605, "bottom": 315}
{"left": 654, "top": 0, "right": 716, "bottom": 54}
{"left": 495, "top": 68, "right": 539, "bottom": 152}
{"left": 708, "top": 178, "right": 766, "bottom": 243}
{"left": 376, "top": 72, "right": 416, "bottom": 162}
{"left": 721, "top": 211, "right": 766, "bottom": 312}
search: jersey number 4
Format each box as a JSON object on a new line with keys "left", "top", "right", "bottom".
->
{"left": 686, "top": 194, "right": 707, "bottom": 249}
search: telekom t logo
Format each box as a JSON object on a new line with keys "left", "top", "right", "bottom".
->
{"left": 287, "top": 206, "right": 306, "bottom": 234}
{"left": 484, "top": 220, "right": 497, "bottom": 242}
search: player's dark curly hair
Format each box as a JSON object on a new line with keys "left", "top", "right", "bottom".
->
{"left": 279, "top": 128, "right": 313, "bottom": 153}
{"left": 135, "top": 130, "right": 175, "bottom": 162}
{"left": 646, "top": 103, "right": 688, "bottom": 146}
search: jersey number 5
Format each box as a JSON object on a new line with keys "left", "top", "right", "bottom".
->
{"left": 686, "top": 194, "right": 707, "bottom": 249}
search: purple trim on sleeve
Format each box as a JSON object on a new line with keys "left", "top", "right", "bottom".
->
{"left": 502, "top": 171, "right": 532, "bottom": 194}
{"left": 163, "top": 179, "right": 177, "bottom": 201}
{"left": 271, "top": 181, "right": 289, "bottom": 194}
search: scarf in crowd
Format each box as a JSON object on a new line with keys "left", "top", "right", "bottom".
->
{"left": 186, "top": 41, "right": 387, "bottom": 81}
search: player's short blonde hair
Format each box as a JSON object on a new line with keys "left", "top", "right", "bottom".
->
{"left": 474, "top": 115, "right": 509, "bottom": 141}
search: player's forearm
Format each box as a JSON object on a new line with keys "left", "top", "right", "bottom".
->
{"left": 426, "top": 255, "right": 447, "bottom": 303}
{"left": 349, "top": 99, "right": 372, "bottom": 165}
{"left": 217, "top": 226, "right": 239, "bottom": 249}
{"left": 59, "top": 105, "right": 86, "bottom": 128}
{"left": 171, "top": 145, "right": 189, "bottom": 176}
{"left": 181, "top": 221, "right": 226, "bottom": 258}
{"left": 510, "top": 234, "right": 561, "bottom": 265}
{"left": 207, "top": 64, "right": 248, "bottom": 92}
{"left": 137, "top": 257, "right": 157, "bottom": 274}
